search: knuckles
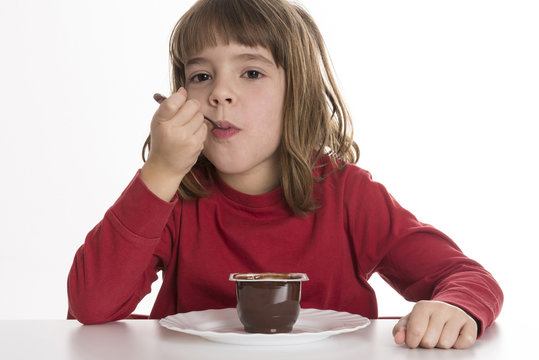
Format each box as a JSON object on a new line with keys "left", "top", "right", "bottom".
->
{"left": 161, "top": 99, "right": 181, "bottom": 114}
{"left": 437, "top": 339, "right": 454, "bottom": 349}
{"left": 457, "top": 334, "right": 476, "bottom": 348}
{"left": 406, "top": 327, "right": 424, "bottom": 345}
{"left": 419, "top": 338, "right": 437, "bottom": 349}
{"left": 156, "top": 97, "right": 200, "bottom": 121}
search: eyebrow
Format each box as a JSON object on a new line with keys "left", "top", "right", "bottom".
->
{"left": 235, "top": 53, "right": 275, "bottom": 66}
{"left": 185, "top": 53, "right": 275, "bottom": 67}
{"left": 185, "top": 57, "right": 208, "bottom": 67}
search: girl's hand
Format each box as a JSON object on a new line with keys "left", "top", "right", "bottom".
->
{"left": 140, "top": 88, "right": 207, "bottom": 201}
{"left": 392, "top": 300, "right": 478, "bottom": 349}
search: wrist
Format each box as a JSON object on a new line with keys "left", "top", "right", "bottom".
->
{"left": 140, "top": 161, "right": 184, "bottom": 202}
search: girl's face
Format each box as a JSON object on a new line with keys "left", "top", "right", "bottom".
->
{"left": 185, "top": 41, "right": 286, "bottom": 195}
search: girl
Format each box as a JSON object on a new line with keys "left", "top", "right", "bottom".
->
{"left": 67, "top": 0, "right": 503, "bottom": 349}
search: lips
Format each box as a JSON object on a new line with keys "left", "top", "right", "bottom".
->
{"left": 213, "top": 121, "right": 237, "bottom": 130}
{"left": 211, "top": 120, "right": 240, "bottom": 140}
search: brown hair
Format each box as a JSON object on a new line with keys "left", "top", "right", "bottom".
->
{"left": 142, "top": 0, "right": 359, "bottom": 216}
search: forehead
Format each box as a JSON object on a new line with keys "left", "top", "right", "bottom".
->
{"left": 185, "top": 42, "right": 277, "bottom": 67}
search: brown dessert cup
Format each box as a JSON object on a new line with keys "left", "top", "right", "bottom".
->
{"left": 229, "top": 273, "right": 309, "bottom": 334}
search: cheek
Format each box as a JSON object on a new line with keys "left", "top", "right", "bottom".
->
{"left": 250, "top": 109, "right": 283, "bottom": 145}
{"left": 248, "top": 89, "right": 284, "bottom": 131}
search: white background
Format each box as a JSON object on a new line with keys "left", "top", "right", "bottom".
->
{"left": 0, "top": 0, "right": 537, "bottom": 328}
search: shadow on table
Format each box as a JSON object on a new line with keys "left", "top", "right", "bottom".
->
{"left": 68, "top": 322, "right": 153, "bottom": 360}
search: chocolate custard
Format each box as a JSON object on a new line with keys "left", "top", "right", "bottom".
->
{"left": 230, "top": 273, "right": 309, "bottom": 334}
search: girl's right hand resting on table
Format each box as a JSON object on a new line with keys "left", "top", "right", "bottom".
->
{"left": 140, "top": 87, "right": 207, "bottom": 201}
{"left": 392, "top": 300, "right": 478, "bottom": 349}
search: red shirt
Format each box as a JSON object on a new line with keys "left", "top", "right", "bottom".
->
{"left": 67, "top": 158, "right": 503, "bottom": 335}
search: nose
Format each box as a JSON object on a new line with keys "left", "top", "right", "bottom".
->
{"left": 209, "top": 78, "right": 234, "bottom": 106}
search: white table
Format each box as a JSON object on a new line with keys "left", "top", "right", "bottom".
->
{"left": 0, "top": 318, "right": 512, "bottom": 359}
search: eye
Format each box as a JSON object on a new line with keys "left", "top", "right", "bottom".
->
{"left": 243, "top": 70, "right": 263, "bottom": 79}
{"left": 190, "top": 73, "right": 212, "bottom": 83}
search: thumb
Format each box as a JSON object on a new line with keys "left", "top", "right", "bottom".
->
{"left": 393, "top": 315, "right": 409, "bottom": 345}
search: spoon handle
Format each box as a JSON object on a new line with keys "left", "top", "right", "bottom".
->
{"left": 152, "top": 93, "right": 223, "bottom": 129}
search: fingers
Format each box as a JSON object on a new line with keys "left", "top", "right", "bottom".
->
{"left": 152, "top": 88, "right": 198, "bottom": 126}
{"left": 418, "top": 310, "right": 446, "bottom": 349}
{"left": 394, "top": 301, "right": 478, "bottom": 350}
{"left": 436, "top": 318, "right": 461, "bottom": 349}
{"left": 144, "top": 88, "right": 208, "bottom": 181}
{"left": 192, "top": 121, "right": 208, "bottom": 150}
{"left": 153, "top": 88, "right": 186, "bottom": 104}
{"left": 454, "top": 319, "right": 478, "bottom": 349}
{"left": 152, "top": 88, "right": 186, "bottom": 121}
{"left": 403, "top": 304, "right": 430, "bottom": 349}
{"left": 152, "top": 89, "right": 206, "bottom": 138}
{"left": 392, "top": 315, "right": 408, "bottom": 345}
{"left": 176, "top": 115, "right": 206, "bottom": 143}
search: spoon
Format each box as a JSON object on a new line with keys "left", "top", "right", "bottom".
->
{"left": 153, "top": 93, "right": 225, "bottom": 129}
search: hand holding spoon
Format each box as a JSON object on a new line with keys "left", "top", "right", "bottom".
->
{"left": 152, "top": 93, "right": 225, "bottom": 129}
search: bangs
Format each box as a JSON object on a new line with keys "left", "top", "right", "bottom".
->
{"left": 171, "top": 0, "right": 286, "bottom": 67}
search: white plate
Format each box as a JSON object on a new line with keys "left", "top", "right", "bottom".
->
{"left": 159, "top": 308, "right": 370, "bottom": 346}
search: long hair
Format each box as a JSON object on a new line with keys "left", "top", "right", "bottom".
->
{"left": 142, "top": 0, "right": 359, "bottom": 215}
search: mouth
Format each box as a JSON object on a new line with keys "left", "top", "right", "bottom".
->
{"left": 213, "top": 120, "right": 238, "bottom": 130}
{"left": 204, "top": 116, "right": 238, "bottom": 130}
{"left": 210, "top": 120, "right": 240, "bottom": 140}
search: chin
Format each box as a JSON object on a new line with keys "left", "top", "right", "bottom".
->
{"left": 203, "top": 147, "right": 280, "bottom": 178}
{"left": 204, "top": 152, "right": 249, "bottom": 175}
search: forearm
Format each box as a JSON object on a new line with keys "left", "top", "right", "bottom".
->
{"left": 67, "top": 212, "right": 162, "bottom": 324}
{"left": 381, "top": 246, "right": 503, "bottom": 337}
{"left": 67, "top": 171, "right": 177, "bottom": 324}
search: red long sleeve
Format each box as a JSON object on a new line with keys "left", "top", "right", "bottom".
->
{"left": 347, "top": 174, "right": 503, "bottom": 335}
{"left": 67, "top": 158, "right": 502, "bottom": 334}
{"left": 67, "top": 171, "right": 178, "bottom": 324}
